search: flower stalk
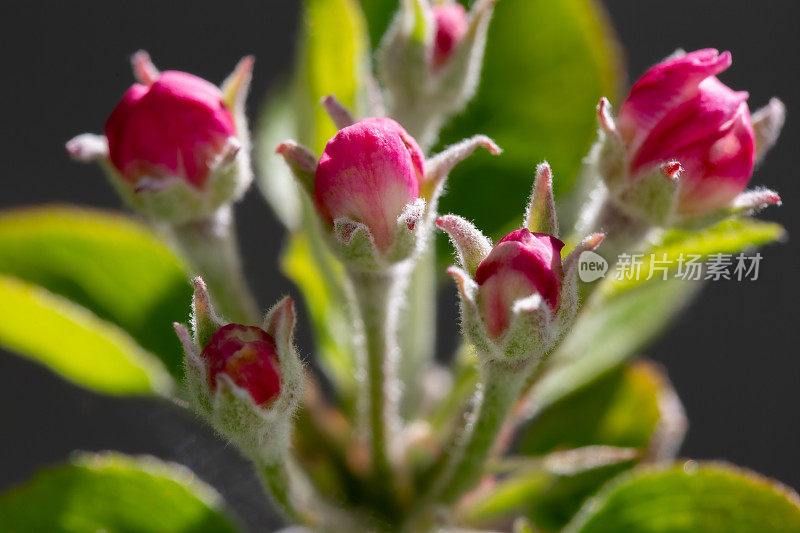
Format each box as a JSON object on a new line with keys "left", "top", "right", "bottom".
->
{"left": 165, "top": 206, "right": 259, "bottom": 323}
{"left": 347, "top": 265, "right": 406, "bottom": 491}
{"left": 432, "top": 360, "right": 530, "bottom": 505}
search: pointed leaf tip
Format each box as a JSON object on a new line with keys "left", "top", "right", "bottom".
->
{"left": 221, "top": 55, "right": 254, "bottom": 110}
{"left": 66, "top": 134, "right": 108, "bottom": 163}
{"left": 585, "top": 232, "right": 605, "bottom": 250}
{"left": 437, "top": 214, "right": 492, "bottom": 276}
{"left": 275, "top": 141, "right": 316, "bottom": 196}
{"left": 753, "top": 97, "right": 786, "bottom": 163}
{"left": 525, "top": 162, "right": 559, "bottom": 237}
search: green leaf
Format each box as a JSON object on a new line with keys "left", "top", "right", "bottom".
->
{"left": 256, "top": 0, "right": 369, "bottom": 228}
{"left": 532, "top": 278, "right": 698, "bottom": 413}
{"left": 520, "top": 360, "right": 684, "bottom": 461}
{"left": 0, "top": 207, "right": 191, "bottom": 381}
{"left": 565, "top": 463, "right": 800, "bottom": 533}
{"left": 461, "top": 447, "right": 638, "bottom": 531}
{"left": 297, "top": 0, "right": 370, "bottom": 156}
{"left": 438, "top": 0, "right": 622, "bottom": 239}
{"left": 0, "top": 275, "right": 172, "bottom": 396}
{"left": 0, "top": 452, "right": 240, "bottom": 532}
{"left": 359, "top": 0, "right": 397, "bottom": 50}
{"left": 603, "top": 218, "right": 785, "bottom": 295}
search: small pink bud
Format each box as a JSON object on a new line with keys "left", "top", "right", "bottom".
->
{"left": 315, "top": 117, "right": 425, "bottom": 251}
{"left": 475, "top": 229, "right": 564, "bottom": 338}
{"left": 105, "top": 70, "right": 237, "bottom": 189}
{"left": 617, "top": 49, "right": 756, "bottom": 216}
{"left": 201, "top": 324, "right": 281, "bottom": 406}
{"left": 431, "top": 3, "right": 469, "bottom": 69}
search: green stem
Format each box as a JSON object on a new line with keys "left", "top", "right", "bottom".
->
{"left": 165, "top": 206, "right": 259, "bottom": 324}
{"left": 409, "top": 361, "right": 528, "bottom": 529}
{"left": 436, "top": 362, "right": 528, "bottom": 504}
{"left": 347, "top": 266, "right": 404, "bottom": 495}
{"left": 256, "top": 458, "right": 306, "bottom": 524}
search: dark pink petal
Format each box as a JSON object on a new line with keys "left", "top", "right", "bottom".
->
{"left": 475, "top": 229, "right": 564, "bottom": 338}
{"left": 618, "top": 49, "right": 731, "bottom": 153}
{"left": 104, "top": 71, "right": 236, "bottom": 188}
{"left": 630, "top": 77, "right": 755, "bottom": 215}
{"left": 202, "top": 324, "right": 281, "bottom": 406}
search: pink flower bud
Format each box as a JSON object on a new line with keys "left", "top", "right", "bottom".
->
{"left": 618, "top": 49, "right": 755, "bottom": 215}
{"left": 105, "top": 71, "right": 237, "bottom": 188}
{"left": 432, "top": 3, "right": 469, "bottom": 69}
{"left": 201, "top": 324, "right": 281, "bottom": 406}
{"left": 475, "top": 229, "right": 564, "bottom": 338}
{"left": 315, "top": 117, "right": 425, "bottom": 251}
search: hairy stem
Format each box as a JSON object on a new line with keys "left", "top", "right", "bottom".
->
{"left": 348, "top": 266, "right": 406, "bottom": 496}
{"left": 437, "top": 362, "right": 528, "bottom": 504}
{"left": 165, "top": 206, "right": 259, "bottom": 324}
{"left": 409, "top": 361, "right": 528, "bottom": 529}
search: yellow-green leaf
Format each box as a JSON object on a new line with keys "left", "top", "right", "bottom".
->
{"left": 566, "top": 463, "right": 800, "bottom": 533}
{"left": 0, "top": 206, "right": 191, "bottom": 381}
{"left": 0, "top": 275, "right": 171, "bottom": 396}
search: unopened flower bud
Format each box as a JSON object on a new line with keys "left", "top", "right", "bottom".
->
{"left": 278, "top": 100, "right": 499, "bottom": 270}
{"left": 440, "top": 163, "right": 603, "bottom": 363}
{"left": 105, "top": 71, "right": 237, "bottom": 188}
{"left": 431, "top": 3, "right": 469, "bottom": 70}
{"left": 175, "top": 280, "right": 304, "bottom": 457}
{"left": 68, "top": 52, "right": 254, "bottom": 222}
{"left": 201, "top": 324, "right": 281, "bottom": 406}
{"left": 619, "top": 49, "right": 755, "bottom": 216}
{"left": 315, "top": 117, "right": 425, "bottom": 252}
{"left": 475, "top": 229, "right": 564, "bottom": 338}
{"left": 591, "top": 49, "right": 783, "bottom": 226}
{"left": 377, "top": 0, "right": 497, "bottom": 147}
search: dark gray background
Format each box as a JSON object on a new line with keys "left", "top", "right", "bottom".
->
{"left": 0, "top": 1, "right": 797, "bottom": 530}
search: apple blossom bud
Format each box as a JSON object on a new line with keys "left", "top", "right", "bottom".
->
{"left": 201, "top": 324, "right": 281, "bottom": 406}
{"left": 441, "top": 164, "right": 603, "bottom": 363}
{"left": 431, "top": 3, "right": 469, "bottom": 69}
{"left": 105, "top": 70, "right": 238, "bottom": 189}
{"left": 315, "top": 117, "right": 425, "bottom": 251}
{"left": 617, "top": 49, "right": 756, "bottom": 216}
{"left": 475, "top": 229, "right": 565, "bottom": 338}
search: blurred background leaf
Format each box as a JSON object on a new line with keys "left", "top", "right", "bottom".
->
{"left": 602, "top": 218, "right": 785, "bottom": 295}
{"left": 565, "top": 463, "right": 800, "bottom": 533}
{"left": 461, "top": 446, "right": 638, "bottom": 531}
{"left": 529, "top": 277, "right": 697, "bottom": 413}
{"left": 0, "top": 274, "right": 172, "bottom": 396}
{"left": 0, "top": 206, "right": 190, "bottom": 384}
{"left": 520, "top": 360, "right": 684, "bottom": 461}
{"left": 0, "top": 452, "right": 240, "bottom": 532}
